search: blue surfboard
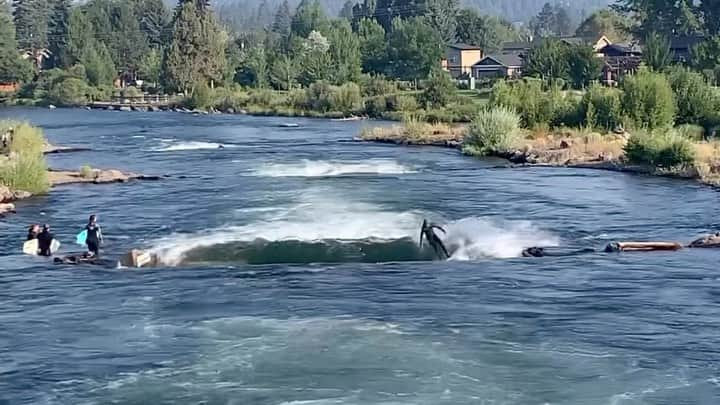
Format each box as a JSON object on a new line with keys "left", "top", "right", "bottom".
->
{"left": 76, "top": 229, "right": 87, "bottom": 245}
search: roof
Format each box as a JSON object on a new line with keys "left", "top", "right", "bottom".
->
{"left": 599, "top": 43, "right": 642, "bottom": 54}
{"left": 473, "top": 52, "right": 524, "bottom": 68}
{"left": 447, "top": 43, "right": 482, "bottom": 51}
{"left": 669, "top": 34, "right": 704, "bottom": 49}
{"left": 501, "top": 41, "right": 531, "bottom": 50}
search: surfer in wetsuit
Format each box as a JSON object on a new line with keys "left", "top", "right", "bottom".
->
{"left": 37, "top": 224, "right": 54, "bottom": 256}
{"left": 85, "top": 215, "right": 103, "bottom": 257}
{"left": 27, "top": 224, "right": 40, "bottom": 241}
{"left": 420, "top": 219, "right": 450, "bottom": 260}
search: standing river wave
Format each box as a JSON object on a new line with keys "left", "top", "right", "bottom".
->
{"left": 1, "top": 108, "right": 719, "bottom": 404}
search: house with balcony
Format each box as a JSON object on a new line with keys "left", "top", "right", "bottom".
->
{"left": 441, "top": 44, "right": 483, "bottom": 78}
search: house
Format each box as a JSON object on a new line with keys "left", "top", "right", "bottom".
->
{"left": 669, "top": 34, "right": 704, "bottom": 64}
{"left": 472, "top": 52, "right": 524, "bottom": 79}
{"left": 0, "top": 82, "right": 19, "bottom": 92}
{"left": 598, "top": 43, "right": 643, "bottom": 85}
{"left": 442, "top": 44, "right": 483, "bottom": 78}
{"left": 501, "top": 42, "right": 532, "bottom": 53}
{"left": 558, "top": 35, "right": 612, "bottom": 54}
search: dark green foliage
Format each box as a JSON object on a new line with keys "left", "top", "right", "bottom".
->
{"left": 425, "top": 0, "right": 458, "bottom": 43}
{"left": 129, "top": 0, "right": 170, "bottom": 47}
{"left": 624, "top": 131, "right": 696, "bottom": 168}
{"left": 421, "top": 67, "right": 456, "bottom": 108}
{"left": 621, "top": 69, "right": 676, "bottom": 130}
{"left": 272, "top": 0, "right": 292, "bottom": 37}
{"left": 359, "top": 74, "right": 397, "bottom": 96}
{"left": 455, "top": 10, "right": 519, "bottom": 52}
{"left": 489, "top": 79, "right": 565, "bottom": 128}
{"left": 0, "top": 4, "right": 33, "bottom": 83}
{"left": 666, "top": 67, "right": 717, "bottom": 126}
{"left": 613, "top": 0, "right": 700, "bottom": 37}
{"left": 575, "top": 9, "right": 631, "bottom": 43}
{"left": 291, "top": 0, "right": 326, "bottom": 37}
{"left": 524, "top": 38, "right": 568, "bottom": 81}
{"left": 47, "top": 0, "right": 71, "bottom": 68}
{"left": 529, "top": 2, "right": 574, "bottom": 37}
{"left": 581, "top": 84, "right": 623, "bottom": 131}
{"left": 13, "top": 0, "right": 50, "bottom": 55}
{"left": 566, "top": 44, "right": 603, "bottom": 89}
{"left": 357, "top": 18, "right": 386, "bottom": 75}
{"left": 386, "top": 17, "right": 443, "bottom": 81}
{"left": 339, "top": 0, "right": 354, "bottom": 19}
{"left": 325, "top": 19, "right": 362, "bottom": 84}
{"left": 643, "top": 32, "right": 672, "bottom": 72}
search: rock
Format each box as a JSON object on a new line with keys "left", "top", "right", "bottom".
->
{"left": 94, "top": 169, "right": 129, "bottom": 183}
{"left": 119, "top": 106, "right": 132, "bottom": 112}
{"left": 0, "top": 185, "right": 13, "bottom": 202}
{"left": 84, "top": 106, "right": 91, "bottom": 110}
{"left": 149, "top": 106, "right": 160, "bottom": 112}
{"left": 12, "top": 190, "right": 31, "bottom": 200}
{"left": 48, "top": 104, "right": 56, "bottom": 109}
{"left": 0, "top": 202, "right": 16, "bottom": 216}
{"left": 226, "top": 108, "right": 235, "bottom": 114}
{"left": 106, "top": 106, "right": 115, "bottom": 111}
{"left": 559, "top": 140, "right": 571, "bottom": 149}
{"left": 239, "top": 109, "right": 247, "bottom": 114}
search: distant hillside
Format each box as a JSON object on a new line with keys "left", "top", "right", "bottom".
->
{"left": 166, "top": 0, "right": 613, "bottom": 31}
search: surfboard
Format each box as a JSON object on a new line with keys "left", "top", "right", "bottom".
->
{"left": 76, "top": 230, "right": 87, "bottom": 245}
{"left": 22, "top": 239, "right": 60, "bottom": 255}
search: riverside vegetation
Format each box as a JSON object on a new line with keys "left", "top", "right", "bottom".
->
{"left": 361, "top": 67, "right": 720, "bottom": 186}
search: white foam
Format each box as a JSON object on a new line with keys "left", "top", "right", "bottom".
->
{"left": 156, "top": 141, "right": 234, "bottom": 152}
{"left": 253, "top": 159, "right": 417, "bottom": 177}
{"left": 150, "top": 193, "right": 558, "bottom": 265}
{"left": 443, "top": 217, "right": 560, "bottom": 260}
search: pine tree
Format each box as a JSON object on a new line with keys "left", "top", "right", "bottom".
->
{"left": 13, "top": 0, "right": 50, "bottom": 64}
{"left": 291, "top": 0, "right": 326, "bottom": 38}
{"left": 426, "top": 0, "right": 458, "bottom": 44}
{"left": 339, "top": 0, "right": 354, "bottom": 20}
{"left": 272, "top": 0, "right": 292, "bottom": 36}
{"left": 47, "top": 0, "right": 71, "bottom": 68}
{"left": 0, "top": 0, "right": 33, "bottom": 83}
{"left": 129, "top": 0, "right": 170, "bottom": 48}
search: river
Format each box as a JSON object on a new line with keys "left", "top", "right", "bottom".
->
{"left": 1, "top": 107, "right": 718, "bottom": 404}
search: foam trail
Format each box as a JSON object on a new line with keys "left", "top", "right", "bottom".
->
{"left": 443, "top": 217, "right": 560, "bottom": 260}
{"left": 253, "top": 159, "right": 417, "bottom": 177}
{"left": 156, "top": 141, "right": 234, "bottom": 152}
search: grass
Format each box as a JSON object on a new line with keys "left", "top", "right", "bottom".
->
{"left": 79, "top": 165, "right": 96, "bottom": 179}
{"left": 0, "top": 121, "right": 50, "bottom": 194}
{"left": 359, "top": 117, "right": 465, "bottom": 145}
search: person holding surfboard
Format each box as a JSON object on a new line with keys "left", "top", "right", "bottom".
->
{"left": 83, "top": 214, "right": 103, "bottom": 257}
{"left": 37, "top": 225, "right": 55, "bottom": 256}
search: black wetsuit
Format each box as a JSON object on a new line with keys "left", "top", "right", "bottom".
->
{"left": 37, "top": 230, "right": 54, "bottom": 256}
{"left": 420, "top": 220, "right": 450, "bottom": 260}
{"left": 86, "top": 224, "right": 102, "bottom": 257}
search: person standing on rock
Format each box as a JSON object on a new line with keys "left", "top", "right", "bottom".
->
{"left": 85, "top": 214, "right": 103, "bottom": 257}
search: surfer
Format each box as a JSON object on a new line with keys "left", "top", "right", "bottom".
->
{"left": 84, "top": 214, "right": 104, "bottom": 257}
{"left": 26, "top": 224, "right": 40, "bottom": 241}
{"left": 420, "top": 219, "right": 450, "bottom": 260}
{"left": 37, "top": 224, "right": 54, "bottom": 256}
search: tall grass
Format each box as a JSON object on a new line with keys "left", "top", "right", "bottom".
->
{"left": 0, "top": 121, "right": 50, "bottom": 194}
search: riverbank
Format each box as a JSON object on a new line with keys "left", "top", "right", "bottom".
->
{"left": 359, "top": 123, "right": 720, "bottom": 187}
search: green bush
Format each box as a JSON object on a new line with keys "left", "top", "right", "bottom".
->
{"left": 464, "top": 107, "right": 521, "bottom": 155}
{"left": 364, "top": 96, "right": 388, "bottom": 117}
{"left": 420, "top": 68, "right": 457, "bottom": 108}
{"left": 0, "top": 121, "right": 49, "bottom": 194}
{"left": 47, "top": 77, "right": 91, "bottom": 106}
{"left": 303, "top": 81, "right": 334, "bottom": 112}
{"left": 489, "top": 79, "right": 561, "bottom": 128}
{"left": 674, "top": 124, "right": 705, "bottom": 141}
{"left": 621, "top": 69, "right": 676, "bottom": 130}
{"left": 121, "top": 86, "right": 142, "bottom": 98}
{"left": 666, "top": 67, "right": 716, "bottom": 126}
{"left": 330, "top": 83, "right": 362, "bottom": 114}
{"left": 185, "top": 81, "right": 212, "bottom": 110}
{"left": 359, "top": 74, "right": 398, "bottom": 97}
{"left": 581, "top": 84, "right": 623, "bottom": 131}
{"left": 395, "top": 94, "right": 419, "bottom": 112}
{"left": 624, "top": 130, "right": 696, "bottom": 168}
{"left": 79, "top": 165, "right": 95, "bottom": 179}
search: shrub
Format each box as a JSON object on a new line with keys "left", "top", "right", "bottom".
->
{"left": 666, "top": 67, "right": 716, "bottom": 126}
{"left": 364, "top": 96, "right": 387, "bottom": 117}
{"left": 581, "top": 84, "right": 623, "bottom": 131}
{"left": 620, "top": 69, "right": 676, "bottom": 130}
{"left": 552, "top": 94, "right": 584, "bottom": 128}
{"left": 247, "top": 88, "right": 278, "bottom": 108}
{"left": 464, "top": 107, "right": 521, "bottom": 155}
{"left": 0, "top": 121, "right": 49, "bottom": 194}
{"left": 48, "top": 77, "right": 91, "bottom": 106}
{"left": 184, "top": 81, "right": 212, "bottom": 110}
{"left": 624, "top": 130, "right": 696, "bottom": 168}
{"left": 79, "top": 165, "right": 95, "bottom": 179}
{"left": 395, "top": 95, "right": 419, "bottom": 112}
{"left": 420, "top": 68, "right": 457, "bottom": 108}
{"left": 674, "top": 124, "right": 705, "bottom": 141}
{"left": 121, "top": 86, "right": 142, "bottom": 99}
{"left": 489, "top": 79, "right": 560, "bottom": 128}
{"left": 303, "top": 81, "right": 334, "bottom": 112}
{"left": 359, "top": 74, "right": 398, "bottom": 97}
{"left": 329, "top": 83, "right": 362, "bottom": 114}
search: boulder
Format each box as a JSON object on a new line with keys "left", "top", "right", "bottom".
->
{"left": 119, "top": 106, "right": 132, "bottom": 112}
{"left": 48, "top": 104, "right": 56, "bottom": 109}
{"left": 0, "top": 202, "right": 15, "bottom": 216}
{"left": 559, "top": 139, "right": 571, "bottom": 149}
{"left": 0, "top": 185, "right": 12, "bottom": 202}
{"left": 225, "top": 108, "right": 235, "bottom": 114}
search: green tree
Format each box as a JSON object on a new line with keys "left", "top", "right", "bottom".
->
{"left": 297, "top": 30, "right": 332, "bottom": 85}
{"left": 621, "top": 68, "right": 676, "bottom": 130}
{"left": 666, "top": 66, "right": 716, "bottom": 126}
{"left": 529, "top": 2, "right": 573, "bottom": 37}
{"left": 109, "top": 1, "right": 149, "bottom": 77}
{"left": 325, "top": 19, "right": 361, "bottom": 84}
{"left": 421, "top": 67, "right": 456, "bottom": 108}
{"left": 692, "top": 35, "right": 720, "bottom": 71}
{"left": 47, "top": 0, "right": 71, "bottom": 68}
{"left": 699, "top": 0, "right": 720, "bottom": 35}
{"left": 80, "top": 42, "right": 115, "bottom": 86}
{"left": 524, "top": 38, "right": 568, "bottom": 81}
{"left": 575, "top": 8, "right": 631, "bottom": 43}
{"left": 13, "top": 0, "right": 50, "bottom": 59}
{"left": 272, "top": 0, "right": 292, "bottom": 36}
{"left": 291, "top": 0, "right": 326, "bottom": 38}
{"left": 269, "top": 54, "right": 297, "bottom": 90}
{"left": 643, "top": 32, "right": 672, "bottom": 72}
{"left": 357, "top": 17, "right": 386, "bottom": 75}
{"left": 237, "top": 46, "right": 269, "bottom": 88}
{"left": 426, "top": 0, "right": 458, "bottom": 43}
{"left": 455, "top": 10, "right": 519, "bottom": 52}
{"left": 339, "top": 0, "right": 354, "bottom": 20}
{"left": 613, "top": 0, "right": 700, "bottom": 37}
{"left": 129, "top": 0, "right": 170, "bottom": 47}
{"left": 163, "top": 0, "right": 227, "bottom": 93}
{"left": 138, "top": 48, "right": 162, "bottom": 85}
{"left": 0, "top": 1, "right": 33, "bottom": 83}
{"left": 386, "top": 17, "right": 443, "bottom": 81}
{"left": 566, "top": 44, "right": 602, "bottom": 89}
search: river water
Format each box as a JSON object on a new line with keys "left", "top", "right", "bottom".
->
{"left": 1, "top": 108, "right": 718, "bottom": 404}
